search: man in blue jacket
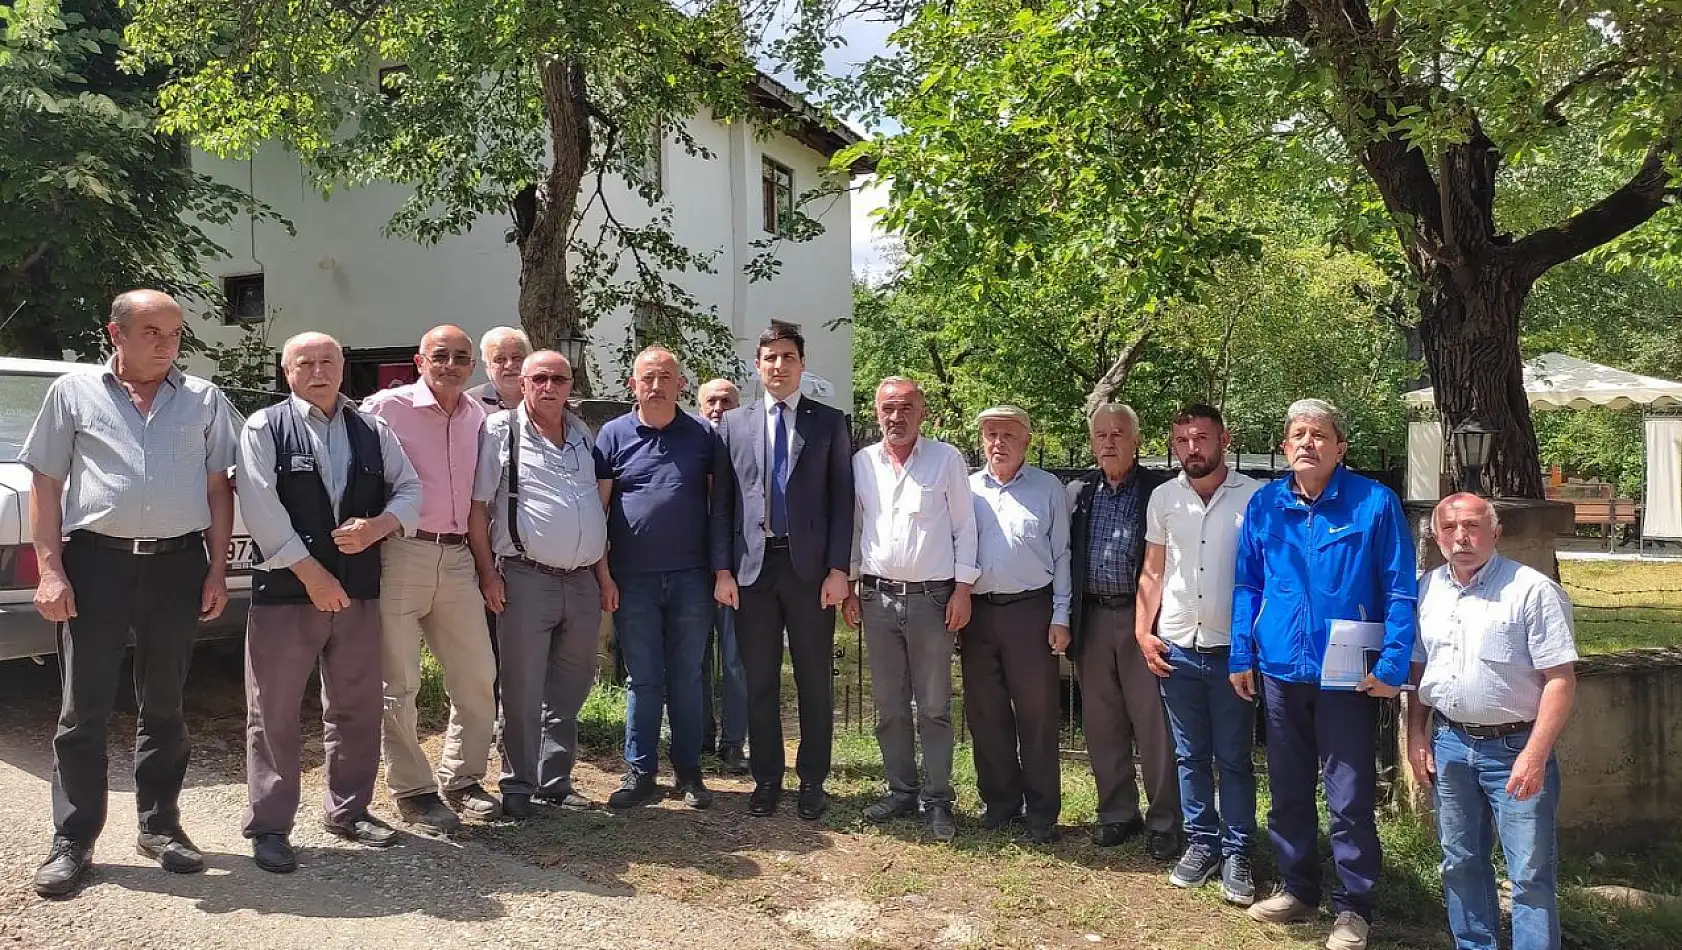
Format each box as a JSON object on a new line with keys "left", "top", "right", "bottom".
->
{"left": 1229, "top": 399, "right": 1417, "bottom": 950}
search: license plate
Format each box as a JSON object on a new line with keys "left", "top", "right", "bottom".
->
{"left": 228, "top": 536, "right": 254, "bottom": 572}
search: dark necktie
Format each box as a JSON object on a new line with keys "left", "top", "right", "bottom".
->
{"left": 770, "top": 401, "right": 789, "bottom": 537}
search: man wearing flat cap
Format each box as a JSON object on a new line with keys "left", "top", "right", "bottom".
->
{"left": 965, "top": 406, "right": 1072, "bottom": 843}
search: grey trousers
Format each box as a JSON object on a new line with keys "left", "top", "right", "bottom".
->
{"left": 861, "top": 582, "right": 956, "bottom": 807}
{"left": 1078, "top": 601, "right": 1180, "bottom": 830}
{"left": 244, "top": 599, "right": 384, "bottom": 837}
{"left": 496, "top": 560, "right": 602, "bottom": 797}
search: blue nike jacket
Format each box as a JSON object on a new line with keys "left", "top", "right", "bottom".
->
{"left": 1229, "top": 465, "right": 1418, "bottom": 688}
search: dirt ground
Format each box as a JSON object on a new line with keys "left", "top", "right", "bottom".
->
{"left": 0, "top": 651, "right": 1423, "bottom": 950}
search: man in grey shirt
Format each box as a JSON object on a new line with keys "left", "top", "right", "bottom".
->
{"left": 468, "top": 350, "right": 612, "bottom": 818}
{"left": 1407, "top": 493, "right": 1578, "bottom": 950}
{"left": 21, "top": 290, "right": 240, "bottom": 898}
{"left": 237, "top": 332, "right": 422, "bottom": 873}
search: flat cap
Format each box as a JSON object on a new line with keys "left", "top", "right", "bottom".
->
{"left": 975, "top": 404, "right": 1032, "bottom": 430}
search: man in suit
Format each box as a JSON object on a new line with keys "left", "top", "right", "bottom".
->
{"left": 711, "top": 322, "right": 855, "bottom": 820}
{"left": 1069, "top": 402, "right": 1179, "bottom": 859}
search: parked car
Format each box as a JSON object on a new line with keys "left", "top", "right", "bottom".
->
{"left": 0, "top": 357, "right": 252, "bottom": 662}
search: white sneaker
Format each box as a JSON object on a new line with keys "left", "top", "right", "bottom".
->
{"left": 1246, "top": 891, "right": 1317, "bottom": 924}
{"left": 1325, "top": 911, "right": 1369, "bottom": 950}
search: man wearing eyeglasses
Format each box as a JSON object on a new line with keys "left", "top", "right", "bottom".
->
{"left": 360, "top": 325, "right": 501, "bottom": 834}
{"left": 467, "top": 350, "right": 609, "bottom": 818}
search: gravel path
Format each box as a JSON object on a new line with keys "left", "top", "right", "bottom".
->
{"left": 0, "top": 660, "right": 810, "bottom": 950}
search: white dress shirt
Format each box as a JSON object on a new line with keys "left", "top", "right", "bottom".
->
{"left": 1144, "top": 466, "right": 1259, "bottom": 648}
{"left": 852, "top": 437, "right": 980, "bottom": 584}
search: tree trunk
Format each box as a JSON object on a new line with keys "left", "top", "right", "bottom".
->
{"left": 518, "top": 57, "right": 593, "bottom": 396}
{"left": 1415, "top": 262, "right": 1546, "bottom": 499}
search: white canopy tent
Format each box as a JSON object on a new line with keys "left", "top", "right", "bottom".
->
{"left": 1404, "top": 352, "right": 1682, "bottom": 541}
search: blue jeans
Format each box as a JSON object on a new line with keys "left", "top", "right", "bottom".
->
{"left": 1159, "top": 644, "right": 1256, "bottom": 855}
{"left": 613, "top": 568, "right": 714, "bottom": 776}
{"left": 702, "top": 606, "right": 748, "bottom": 747}
{"left": 1433, "top": 718, "right": 1562, "bottom": 950}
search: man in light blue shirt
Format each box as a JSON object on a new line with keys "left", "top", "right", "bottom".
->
{"left": 469, "top": 350, "right": 612, "bottom": 818}
{"left": 965, "top": 405, "right": 1071, "bottom": 844}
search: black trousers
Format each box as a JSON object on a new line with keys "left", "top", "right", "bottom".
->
{"left": 961, "top": 592, "right": 1062, "bottom": 827}
{"left": 737, "top": 546, "right": 834, "bottom": 787}
{"left": 53, "top": 539, "right": 207, "bottom": 844}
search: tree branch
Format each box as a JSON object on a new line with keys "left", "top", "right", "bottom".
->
{"left": 1540, "top": 57, "right": 1647, "bottom": 127}
{"left": 1082, "top": 326, "right": 1153, "bottom": 418}
{"left": 2, "top": 240, "right": 52, "bottom": 280}
{"left": 1211, "top": 1, "right": 1310, "bottom": 38}
{"left": 1503, "top": 135, "right": 1680, "bottom": 280}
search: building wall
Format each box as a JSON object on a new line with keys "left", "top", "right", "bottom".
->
{"left": 186, "top": 108, "right": 855, "bottom": 411}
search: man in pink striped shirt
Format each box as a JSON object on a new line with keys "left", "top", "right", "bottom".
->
{"left": 361, "top": 325, "right": 500, "bottom": 834}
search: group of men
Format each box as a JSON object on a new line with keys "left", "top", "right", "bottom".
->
{"left": 23, "top": 289, "right": 1578, "bottom": 950}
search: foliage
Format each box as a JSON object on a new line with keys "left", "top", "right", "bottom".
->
{"left": 0, "top": 0, "right": 277, "bottom": 358}
{"left": 123, "top": 0, "right": 852, "bottom": 392}
{"left": 200, "top": 312, "right": 282, "bottom": 415}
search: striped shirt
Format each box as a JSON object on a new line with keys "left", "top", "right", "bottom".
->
{"left": 19, "top": 359, "right": 241, "bottom": 538}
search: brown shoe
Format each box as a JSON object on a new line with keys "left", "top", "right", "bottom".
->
{"left": 443, "top": 783, "right": 503, "bottom": 820}
{"left": 1247, "top": 891, "right": 1318, "bottom": 924}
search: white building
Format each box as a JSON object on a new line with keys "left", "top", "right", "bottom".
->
{"left": 185, "top": 74, "right": 863, "bottom": 410}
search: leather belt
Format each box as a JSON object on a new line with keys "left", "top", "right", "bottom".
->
{"left": 1188, "top": 643, "right": 1230, "bottom": 655}
{"left": 765, "top": 537, "right": 791, "bottom": 550}
{"left": 1084, "top": 592, "right": 1135, "bottom": 609}
{"left": 979, "top": 586, "right": 1050, "bottom": 606}
{"left": 501, "top": 555, "right": 589, "bottom": 578}
{"left": 410, "top": 530, "right": 467, "bottom": 545}
{"left": 69, "top": 530, "right": 202, "bottom": 555}
{"left": 861, "top": 575, "right": 954, "bottom": 596}
{"left": 1440, "top": 714, "right": 1533, "bottom": 740}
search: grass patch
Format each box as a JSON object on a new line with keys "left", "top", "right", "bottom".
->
{"left": 1558, "top": 560, "right": 1682, "bottom": 654}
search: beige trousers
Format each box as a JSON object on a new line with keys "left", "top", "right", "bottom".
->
{"left": 378, "top": 536, "right": 497, "bottom": 799}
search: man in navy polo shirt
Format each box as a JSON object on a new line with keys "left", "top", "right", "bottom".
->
{"left": 594, "top": 346, "right": 718, "bottom": 810}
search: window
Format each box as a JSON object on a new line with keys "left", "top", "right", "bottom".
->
{"left": 762, "top": 157, "right": 794, "bottom": 236}
{"left": 222, "top": 273, "right": 266, "bottom": 325}
{"left": 377, "top": 64, "right": 410, "bottom": 101}
{"left": 628, "top": 122, "right": 664, "bottom": 191}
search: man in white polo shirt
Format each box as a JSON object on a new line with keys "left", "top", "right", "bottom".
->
{"left": 1135, "top": 404, "right": 1261, "bottom": 906}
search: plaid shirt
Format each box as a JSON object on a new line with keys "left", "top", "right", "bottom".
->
{"left": 1085, "top": 469, "right": 1145, "bottom": 596}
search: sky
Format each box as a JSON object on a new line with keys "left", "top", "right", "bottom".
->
{"left": 805, "top": 16, "right": 899, "bottom": 280}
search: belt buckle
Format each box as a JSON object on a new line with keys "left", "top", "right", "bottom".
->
{"left": 132, "top": 538, "right": 156, "bottom": 554}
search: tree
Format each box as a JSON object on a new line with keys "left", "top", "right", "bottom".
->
{"left": 842, "top": 0, "right": 1682, "bottom": 498}
{"left": 125, "top": 0, "right": 855, "bottom": 393}
{"left": 0, "top": 0, "right": 272, "bottom": 357}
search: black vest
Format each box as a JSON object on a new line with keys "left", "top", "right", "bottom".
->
{"left": 251, "top": 402, "right": 389, "bottom": 606}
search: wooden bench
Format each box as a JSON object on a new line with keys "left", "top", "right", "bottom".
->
{"left": 1571, "top": 499, "right": 1640, "bottom": 551}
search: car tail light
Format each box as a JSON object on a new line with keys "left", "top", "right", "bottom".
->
{"left": 0, "top": 545, "right": 40, "bottom": 589}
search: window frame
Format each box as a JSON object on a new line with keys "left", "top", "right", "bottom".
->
{"left": 761, "top": 156, "right": 794, "bottom": 236}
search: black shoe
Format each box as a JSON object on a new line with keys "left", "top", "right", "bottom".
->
{"left": 325, "top": 812, "right": 399, "bottom": 848}
{"left": 1092, "top": 818, "right": 1144, "bottom": 848}
{"left": 749, "top": 782, "right": 781, "bottom": 817}
{"left": 1147, "top": 829, "right": 1182, "bottom": 862}
{"left": 981, "top": 803, "right": 1025, "bottom": 831}
{"left": 797, "top": 784, "right": 828, "bottom": 821}
{"left": 33, "top": 837, "right": 91, "bottom": 898}
{"left": 1221, "top": 852, "right": 1256, "bottom": 907}
{"left": 501, "top": 792, "right": 536, "bottom": 819}
{"left": 676, "top": 770, "right": 714, "bottom": 810}
{"left": 534, "top": 790, "right": 593, "bottom": 810}
{"left": 443, "top": 782, "right": 503, "bottom": 820}
{"left": 1169, "top": 842, "right": 1221, "bottom": 888}
{"left": 718, "top": 743, "right": 751, "bottom": 776}
{"left": 396, "top": 792, "right": 462, "bottom": 835}
{"left": 137, "top": 829, "right": 205, "bottom": 874}
{"left": 862, "top": 792, "right": 919, "bottom": 823}
{"left": 252, "top": 833, "right": 297, "bottom": 874}
{"left": 608, "top": 771, "right": 661, "bottom": 809}
{"left": 925, "top": 804, "right": 956, "bottom": 843}
{"left": 1024, "top": 823, "right": 1060, "bottom": 845}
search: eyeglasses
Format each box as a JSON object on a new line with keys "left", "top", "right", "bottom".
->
{"left": 425, "top": 351, "right": 474, "bottom": 366}
{"left": 523, "top": 373, "right": 572, "bottom": 386}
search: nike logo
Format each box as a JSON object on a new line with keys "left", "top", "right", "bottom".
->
{"left": 1327, "top": 524, "right": 1351, "bottom": 534}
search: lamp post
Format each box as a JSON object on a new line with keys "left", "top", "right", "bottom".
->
{"left": 557, "top": 327, "right": 590, "bottom": 370}
{"left": 1450, "top": 417, "right": 1499, "bottom": 496}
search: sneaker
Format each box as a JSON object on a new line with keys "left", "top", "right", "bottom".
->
{"left": 444, "top": 783, "right": 503, "bottom": 820}
{"left": 862, "top": 792, "right": 919, "bottom": 823}
{"left": 136, "top": 829, "right": 205, "bottom": 874}
{"left": 33, "top": 837, "right": 92, "bottom": 898}
{"left": 1325, "top": 912, "right": 1369, "bottom": 950}
{"left": 1168, "top": 843, "right": 1221, "bottom": 888}
{"left": 926, "top": 804, "right": 956, "bottom": 843}
{"left": 1092, "top": 818, "right": 1143, "bottom": 848}
{"left": 534, "top": 789, "right": 593, "bottom": 810}
{"left": 396, "top": 792, "right": 462, "bottom": 835}
{"left": 607, "top": 771, "right": 661, "bottom": 809}
{"left": 251, "top": 833, "right": 297, "bottom": 874}
{"left": 717, "top": 743, "right": 751, "bottom": 776}
{"left": 1247, "top": 890, "right": 1318, "bottom": 924}
{"left": 1221, "top": 852, "right": 1256, "bottom": 906}
{"left": 676, "top": 770, "right": 714, "bottom": 810}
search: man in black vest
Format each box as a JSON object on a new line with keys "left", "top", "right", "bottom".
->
{"left": 235, "top": 332, "right": 423, "bottom": 873}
